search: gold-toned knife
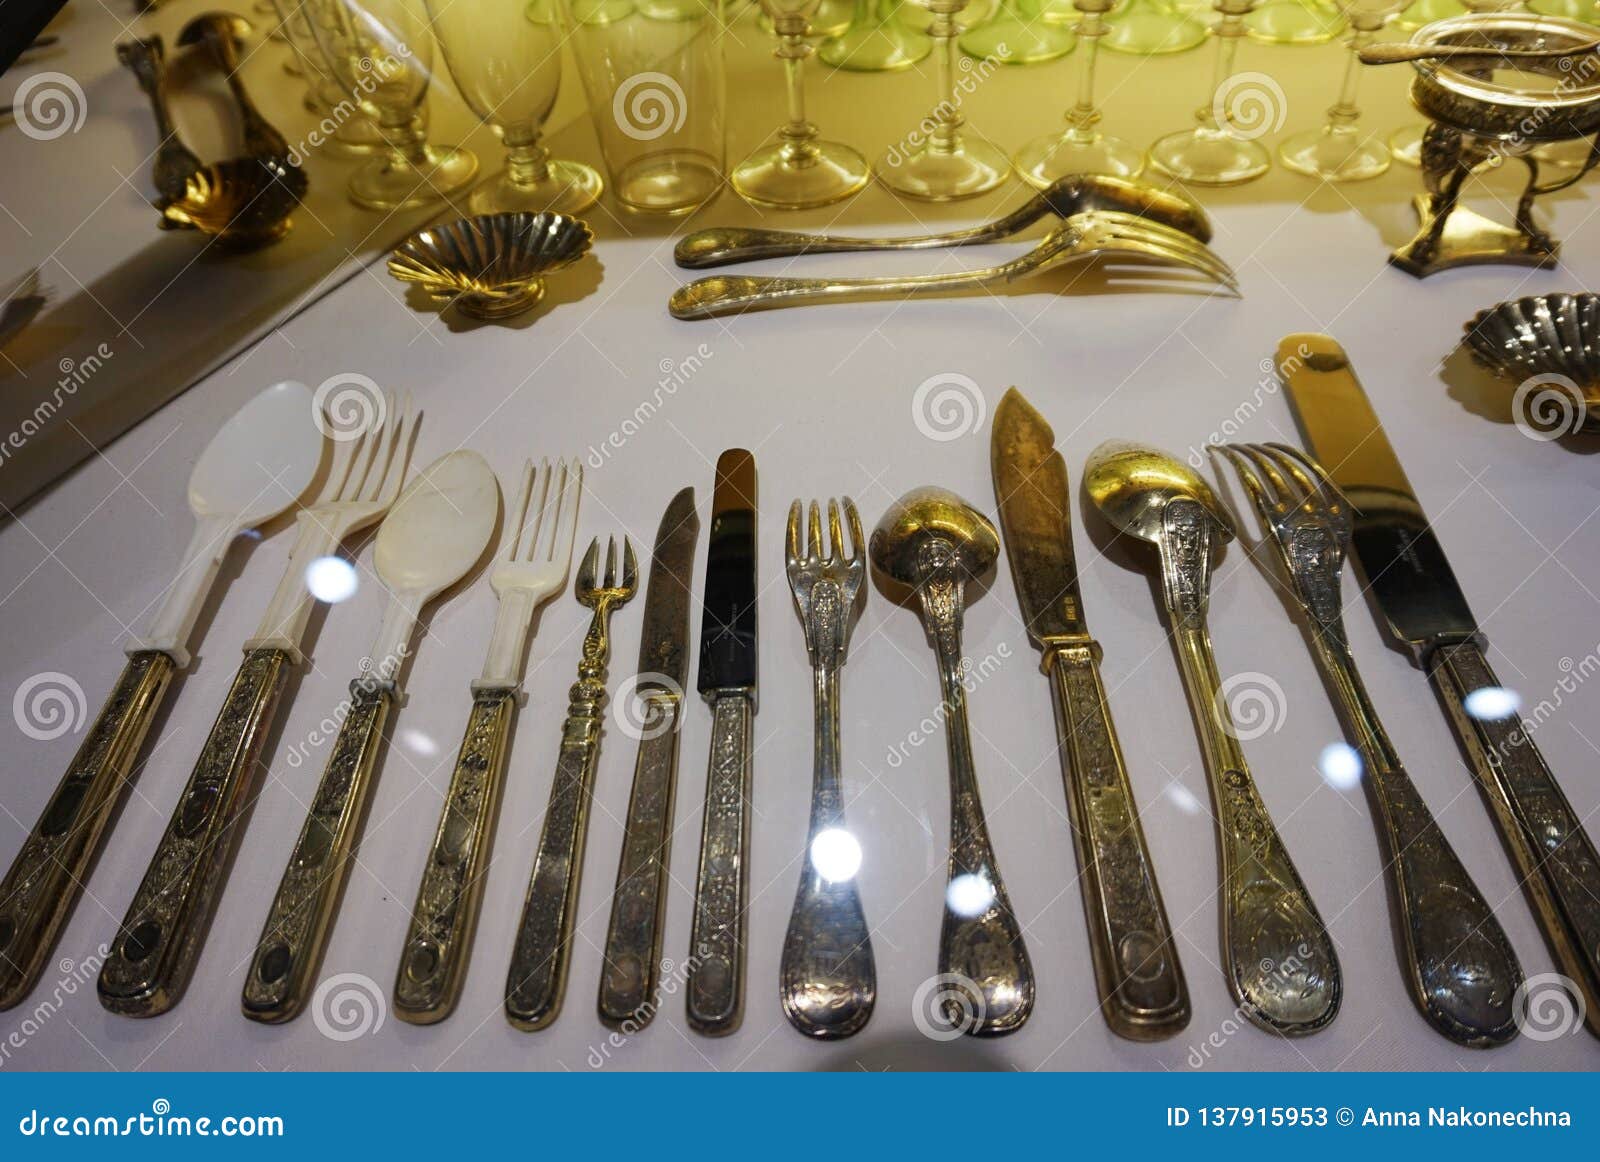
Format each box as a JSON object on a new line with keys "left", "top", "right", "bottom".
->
{"left": 991, "top": 388, "right": 1190, "bottom": 1041}
{"left": 1280, "top": 334, "right": 1600, "bottom": 1040}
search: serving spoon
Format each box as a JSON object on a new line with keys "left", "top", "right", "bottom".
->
{"left": 1083, "top": 440, "right": 1341, "bottom": 1036}
{"left": 869, "top": 487, "right": 1034, "bottom": 1037}
{"left": 1360, "top": 39, "right": 1600, "bottom": 66}
{"left": 242, "top": 451, "right": 497, "bottom": 1023}
{"left": 0, "top": 381, "right": 323, "bottom": 1012}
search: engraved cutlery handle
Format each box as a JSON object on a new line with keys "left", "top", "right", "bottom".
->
{"left": 669, "top": 258, "right": 1040, "bottom": 320}
{"left": 686, "top": 692, "right": 753, "bottom": 1036}
{"left": 0, "top": 652, "right": 175, "bottom": 1011}
{"left": 1430, "top": 640, "right": 1600, "bottom": 1038}
{"left": 598, "top": 692, "right": 683, "bottom": 1029}
{"left": 1045, "top": 643, "right": 1189, "bottom": 1040}
{"left": 1308, "top": 634, "right": 1520, "bottom": 1045}
{"left": 780, "top": 666, "right": 875, "bottom": 1040}
{"left": 242, "top": 681, "right": 392, "bottom": 1023}
{"left": 394, "top": 688, "right": 517, "bottom": 1024}
{"left": 505, "top": 629, "right": 614, "bottom": 1031}
{"left": 98, "top": 647, "right": 291, "bottom": 1016}
{"left": 674, "top": 225, "right": 972, "bottom": 269}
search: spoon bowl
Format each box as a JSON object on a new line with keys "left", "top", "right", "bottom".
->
{"left": 1083, "top": 439, "right": 1234, "bottom": 546}
{"left": 191, "top": 380, "right": 322, "bottom": 527}
{"left": 868, "top": 485, "right": 999, "bottom": 589}
{"left": 375, "top": 451, "right": 499, "bottom": 599}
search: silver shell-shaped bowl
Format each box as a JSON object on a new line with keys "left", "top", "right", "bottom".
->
{"left": 388, "top": 212, "right": 594, "bottom": 320}
{"left": 1463, "top": 293, "right": 1600, "bottom": 431}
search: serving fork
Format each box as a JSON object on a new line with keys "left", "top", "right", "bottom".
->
{"left": 506, "top": 538, "right": 638, "bottom": 1030}
{"left": 780, "top": 499, "right": 875, "bottom": 1040}
{"left": 99, "top": 390, "right": 414, "bottom": 1017}
{"left": 394, "top": 458, "right": 580, "bottom": 1024}
{"left": 1211, "top": 442, "right": 1523, "bottom": 1047}
{"left": 668, "top": 211, "right": 1237, "bottom": 319}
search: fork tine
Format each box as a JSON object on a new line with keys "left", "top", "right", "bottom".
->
{"left": 318, "top": 429, "right": 357, "bottom": 504}
{"left": 1252, "top": 444, "right": 1319, "bottom": 511}
{"left": 366, "top": 391, "right": 413, "bottom": 504}
{"left": 844, "top": 498, "right": 864, "bottom": 563}
{"left": 523, "top": 459, "right": 551, "bottom": 562}
{"left": 1100, "top": 220, "right": 1237, "bottom": 286}
{"left": 576, "top": 537, "right": 600, "bottom": 592}
{"left": 549, "top": 459, "right": 582, "bottom": 568}
{"left": 1266, "top": 443, "right": 1350, "bottom": 515}
{"left": 603, "top": 536, "right": 618, "bottom": 589}
{"left": 827, "top": 500, "right": 844, "bottom": 565}
{"left": 1210, "top": 445, "right": 1278, "bottom": 524}
{"left": 339, "top": 394, "right": 389, "bottom": 501}
{"left": 807, "top": 501, "right": 823, "bottom": 564}
{"left": 1103, "top": 233, "right": 1237, "bottom": 288}
{"left": 622, "top": 538, "right": 638, "bottom": 593}
{"left": 505, "top": 460, "right": 535, "bottom": 560}
{"left": 786, "top": 500, "right": 802, "bottom": 569}
{"left": 1237, "top": 443, "right": 1303, "bottom": 509}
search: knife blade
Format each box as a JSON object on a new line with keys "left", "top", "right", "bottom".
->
{"left": 598, "top": 487, "right": 699, "bottom": 1029}
{"left": 687, "top": 450, "right": 757, "bottom": 1036}
{"left": 991, "top": 388, "right": 1190, "bottom": 1040}
{"left": 1280, "top": 333, "right": 1600, "bottom": 1038}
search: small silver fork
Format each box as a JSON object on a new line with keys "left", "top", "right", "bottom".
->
{"left": 780, "top": 499, "right": 876, "bottom": 1040}
{"left": 1212, "top": 441, "right": 1523, "bottom": 1047}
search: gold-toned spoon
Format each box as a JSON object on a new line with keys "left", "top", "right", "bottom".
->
{"left": 1360, "top": 39, "right": 1600, "bottom": 65}
{"left": 868, "top": 487, "right": 1033, "bottom": 1037}
{"left": 1083, "top": 440, "right": 1341, "bottom": 1036}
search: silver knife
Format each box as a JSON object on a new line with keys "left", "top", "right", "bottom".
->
{"left": 686, "top": 450, "right": 757, "bottom": 1036}
{"left": 1281, "top": 333, "right": 1600, "bottom": 1039}
{"left": 991, "top": 388, "right": 1191, "bottom": 1041}
{"left": 597, "top": 487, "right": 699, "bottom": 1030}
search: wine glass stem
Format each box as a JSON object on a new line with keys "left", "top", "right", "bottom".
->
{"left": 379, "top": 108, "right": 430, "bottom": 170}
{"left": 1197, "top": 11, "right": 1244, "bottom": 132}
{"left": 1067, "top": 11, "right": 1106, "bottom": 142}
{"left": 776, "top": 23, "right": 821, "bottom": 166}
{"left": 1327, "top": 25, "right": 1374, "bottom": 130}
{"left": 504, "top": 122, "right": 553, "bottom": 186}
{"left": 929, "top": 4, "right": 964, "bottom": 153}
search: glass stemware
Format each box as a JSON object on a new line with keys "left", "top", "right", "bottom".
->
{"left": 1278, "top": 0, "right": 1408, "bottom": 180}
{"left": 1014, "top": 0, "right": 1144, "bottom": 180}
{"left": 960, "top": 0, "right": 1077, "bottom": 62}
{"left": 1393, "top": 0, "right": 1464, "bottom": 27}
{"left": 306, "top": 0, "right": 476, "bottom": 210}
{"left": 1101, "top": 0, "right": 1208, "bottom": 55}
{"left": 271, "top": 0, "right": 382, "bottom": 155}
{"left": 733, "top": 0, "right": 869, "bottom": 207}
{"left": 820, "top": 0, "right": 932, "bottom": 70}
{"left": 759, "top": 0, "right": 855, "bottom": 35}
{"left": 876, "top": 0, "right": 1011, "bottom": 197}
{"left": 1148, "top": 0, "right": 1273, "bottom": 184}
{"left": 427, "top": 0, "right": 602, "bottom": 215}
{"left": 1243, "top": 0, "right": 1346, "bottom": 44}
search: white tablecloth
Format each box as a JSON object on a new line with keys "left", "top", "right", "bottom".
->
{"left": 3, "top": 1, "right": 1599, "bottom": 1072}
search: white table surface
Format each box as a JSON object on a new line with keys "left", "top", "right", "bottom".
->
{"left": 3, "top": 0, "right": 1600, "bottom": 1073}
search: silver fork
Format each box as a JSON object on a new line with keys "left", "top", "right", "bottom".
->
{"left": 780, "top": 499, "right": 876, "bottom": 1040}
{"left": 506, "top": 537, "right": 638, "bottom": 1030}
{"left": 668, "top": 211, "right": 1237, "bottom": 319}
{"left": 99, "top": 390, "right": 414, "bottom": 1018}
{"left": 394, "top": 458, "right": 580, "bottom": 1024}
{"left": 1211, "top": 441, "right": 1524, "bottom": 1047}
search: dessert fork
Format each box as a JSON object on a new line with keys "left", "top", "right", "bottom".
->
{"left": 394, "top": 458, "right": 580, "bottom": 1024}
{"left": 780, "top": 499, "right": 875, "bottom": 1040}
{"left": 506, "top": 537, "right": 638, "bottom": 1030}
{"left": 1212, "top": 441, "right": 1523, "bottom": 1047}
{"left": 668, "top": 211, "right": 1237, "bottom": 319}
{"left": 99, "top": 390, "right": 414, "bottom": 1017}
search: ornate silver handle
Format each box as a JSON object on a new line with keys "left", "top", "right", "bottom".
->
{"left": 242, "top": 680, "right": 393, "bottom": 1023}
{"left": 598, "top": 691, "right": 683, "bottom": 1030}
{"left": 394, "top": 688, "right": 517, "bottom": 1024}
{"left": 780, "top": 665, "right": 875, "bottom": 1040}
{"left": 1430, "top": 640, "right": 1600, "bottom": 1038}
{"left": 504, "top": 612, "right": 615, "bottom": 1031}
{"left": 674, "top": 224, "right": 986, "bottom": 269}
{"left": 1045, "top": 642, "right": 1189, "bottom": 1040}
{"left": 98, "top": 647, "right": 291, "bottom": 1017}
{"left": 686, "top": 692, "right": 753, "bottom": 1036}
{"left": 0, "top": 652, "right": 175, "bottom": 1011}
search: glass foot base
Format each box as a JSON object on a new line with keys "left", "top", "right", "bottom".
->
{"left": 640, "top": 0, "right": 721, "bottom": 18}
{"left": 733, "top": 139, "right": 870, "bottom": 209}
{"left": 898, "top": 0, "right": 998, "bottom": 34}
{"left": 877, "top": 136, "right": 1011, "bottom": 200}
{"left": 1015, "top": 129, "right": 1145, "bottom": 183}
{"left": 759, "top": 0, "right": 855, "bottom": 36}
{"left": 960, "top": 20, "right": 1075, "bottom": 63}
{"left": 1149, "top": 127, "right": 1270, "bottom": 186}
{"left": 1243, "top": 0, "right": 1345, "bottom": 45}
{"left": 570, "top": 0, "right": 636, "bottom": 24}
{"left": 1279, "top": 126, "right": 1390, "bottom": 182}
{"left": 615, "top": 149, "right": 722, "bottom": 214}
{"left": 820, "top": 23, "right": 933, "bottom": 70}
{"left": 349, "top": 145, "right": 478, "bottom": 211}
{"left": 467, "top": 158, "right": 603, "bottom": 216}
{"left": 1393, "top": 0, "right": 1465, "bottom": 29}
{"left": 1102, "top": 8, "right": 1209, "bottom": 55}
{"left": 1389, "top": 124, "right": 1423, "bottom": 167}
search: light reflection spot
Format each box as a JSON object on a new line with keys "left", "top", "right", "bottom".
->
{"left": 1318, "top": 742, "right": 1363, "bottom": 790}
{"left": 946, "top": 873, "right": 995, "bottom": 918}
{"left": 1464, "top": 686, "right": 1521, "bottom": 721}
{"left": 810, "top": 827, "right": 862, "bottom": 883}
{"left": 304, "top": 556, "right": 358, "bottom": 604}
